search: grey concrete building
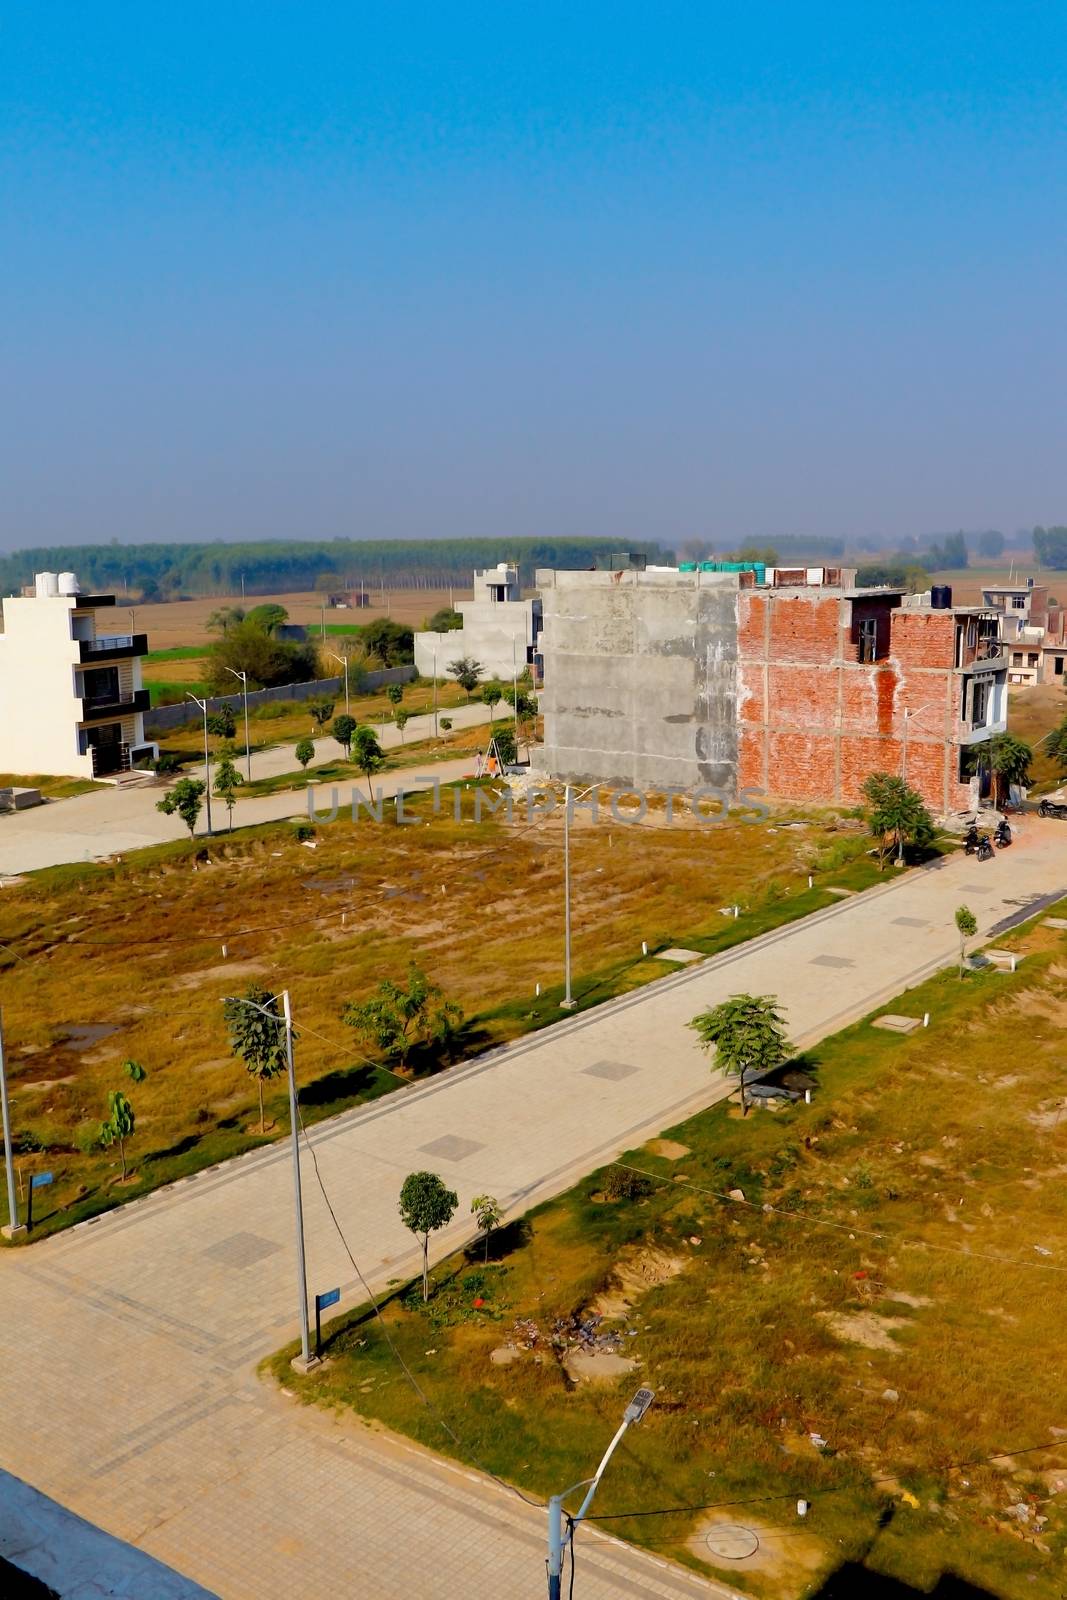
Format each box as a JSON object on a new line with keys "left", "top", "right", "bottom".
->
{"left": 415, "top": 563, "right": 541, "bottom": 683}
{"left": 536, "top": 566, "right": 741, "bottom": 791}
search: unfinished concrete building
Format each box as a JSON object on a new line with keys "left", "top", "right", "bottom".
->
{"left": 537, "top": 565, "right": 1009, "bottom": 814}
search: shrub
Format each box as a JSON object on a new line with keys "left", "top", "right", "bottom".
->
{"left": 605, "top": 1167, "right": 654, "bottom": 1201}
{"left": 292, "top": 820, "right": 316, "bottom": 842}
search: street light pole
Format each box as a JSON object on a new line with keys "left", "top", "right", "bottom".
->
{"left": 187, "top": 693, "right": 213, "bottom": 835}
{"left": 223, "top": 990, "right": 316, "bottom": 1371}
{"left": 1, "top": 1009, "right": 26, "bottom": 1239}
{"left": 432, "top": 649, "right": 439, "bottom": 741}
{"left": 561, "top": 783, "right": 595, "bottom": 1011}
{"left": 328, "top": 652, "right": 350, "bottom": 717}
{"left": 546, "top": 1389, "right": 654, "bottom": 1598}
{"left": 226, "top": 669, "right": 251, "bottom": 782}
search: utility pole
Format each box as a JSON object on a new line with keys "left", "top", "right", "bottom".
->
{"left": 561, "top": 784, "right": 577, "bottom": 1009}
{"left": 282, "top": 989, "right": 315, "bottom": 1371}
{"left": 226, "top": 668, "right": 252, "bottom": 782}
{"left": 546, "top": 1390, "right": 654, "bottom": 1597}
{"left": 223, "top": 991, "right": 316, "bottom": 1370}
{"left": 433, "top": 649, "right": 439, "bottom": 740}
{"left": 1, "top": 1009, "right": 26, "bottom": 1238}
{"left": 187, "top": 693, "right": 213, "bottom": 835}
{"left": 329, "top": 652, "right": 350, "bottom": 716}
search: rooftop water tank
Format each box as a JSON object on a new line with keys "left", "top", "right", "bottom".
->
{"left": 930, "top": 584, "right": 952, "bottom": 610}
{"left": 57, "top": 571, "right": 80, "bottom": 596}
{"left": 34, "top": 572, "right": 59, "bottom": 598}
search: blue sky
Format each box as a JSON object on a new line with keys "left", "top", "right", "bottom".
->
{"left": 2, "top": 3, "right": 1065, "bottom": 550}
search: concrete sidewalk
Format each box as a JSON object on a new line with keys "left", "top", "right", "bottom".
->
{"left": 1, "top": 819, "right": 1063, "bottom": 1597}
{"left": 184, "top": 698, "right": 504, "bottom": 783}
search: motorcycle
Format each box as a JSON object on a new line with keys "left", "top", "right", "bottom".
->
{"left": 976, "top": 835, "right": 994, "bottom": 861}
{"left": 993, "top": 820, "right": 1012, "bottom": 848}
{"left": 963, "top": 825, "right": 981, "bottom": 855}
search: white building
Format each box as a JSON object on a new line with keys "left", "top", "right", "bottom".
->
{"left": 0, "top": 572, "right": 156, "bottom": 779}
{"left": 414, "top": 564, "right": 541, "bottom": 682}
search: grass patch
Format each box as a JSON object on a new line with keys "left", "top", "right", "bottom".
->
{"left": 0, "top": 772, "right": 103, "bottom": 800}
{"left": 274, "top": 914, "right": 1067, "bottom": 1598}
{"left": 143, "top": 645, "right": 209, "bottom": 663}
{"left": 0, "top": 798, "right": 880, "bottom": 1241}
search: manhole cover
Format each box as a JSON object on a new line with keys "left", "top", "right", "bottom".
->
{"left": 704, "top": 1523, "right": 759, "bottom": 1559}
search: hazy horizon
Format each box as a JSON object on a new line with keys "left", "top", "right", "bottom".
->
{"left": 3, "top": 5, "right": 1065, "bottom": 554}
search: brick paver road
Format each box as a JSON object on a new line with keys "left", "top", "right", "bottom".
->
{"left": 1, "top": 820, "right": 1063, "bottom": 1596}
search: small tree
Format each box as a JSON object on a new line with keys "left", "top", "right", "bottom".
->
{"left": 955, "top": 904, "right": 978, "bottom": 980}
{"left": 99, "top": 1088, "right": 136, "bottom": 1181}
{"left": 223, "top": 983, "right": 287, "bottom": 1133}
{"left": 861, "top": 771, "right": 934, "bottom": 869}
{"left": 1047, "top": 717, "right": 1067, "bottom": 772}
{"left": 387, "top": 682, "right": 404, "bottom": 709}
{"left": 332, "top": 714, "right": 357, "bottom": 758}
{"left": 481, "top": 682, "right": 503, "bottom": 721}
{"left": 295, "top": 736, "right": 315, "bottom": 772}
{"left": 309, "top": 698, "right": 335, "bottom": 729}
{"left": 448, "top": 656, "right": 484, "bottom": 700}
{"left": 977, "top": 733, "right": 1032, "bottom": 806}
{"left": 471, "top": 1193, "right": 503, "bottom": 1264}
{"left": 213, "top": 757, "right": 244, "bottom": 831}
{"left": 342, "top": 963, "right": 463, "bottom": 1066}
{"left": 493, "top": 728, "right": 517, "bottom": 765}
{"left": 689, "top": 993, "right": 790, "bottom": 1117}
{"left": 399, "top": 1171, "right": 458, "bottom": 1302}
{"left": 351, "top": 725, "right": 385, "bottom": 800}
{"left": 206, "top": 705, "right": 237, "bottom": 741}
{"left": 156, "top": 777, "right": 206, "bottom": 838}
{"left": 395, "top": 707, "right": 410, "bottom": 743}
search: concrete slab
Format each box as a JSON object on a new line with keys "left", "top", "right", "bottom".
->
{"left": 871, "top": 1014, "right": 922, "bottom": 1034}
{"left": 656, "top": 947, "right": 706, "bottom": 964}
{"left": 1044, "top": 917, "right": 1067, "bottom": 929}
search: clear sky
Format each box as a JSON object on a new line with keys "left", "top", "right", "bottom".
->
{"left": 2, "top": 3, "right": 1065, "bottom": 551}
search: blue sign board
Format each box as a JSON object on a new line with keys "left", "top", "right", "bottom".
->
{"left": 316, "top": 1287, "right": 340, "bottom": 1311}
{"left": 30, "top": 1172, "right": 53, "bottom": 1190}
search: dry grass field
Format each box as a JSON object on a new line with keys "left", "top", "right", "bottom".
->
{"left": 277, "top": 913, "right": 1067, "bottom": 1599}
{"left": 135, "top": 587, "right": 466, "bottom": 651}
{"left": 0, "top": 797, "right": 874, "bottom": 1238}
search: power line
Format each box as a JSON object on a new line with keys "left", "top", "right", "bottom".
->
{"left": 609, "top": 1161, "right": 1067, "bottom": 1275}
{"left": 294, "top": 1098, "right": 545, "bottom": 1513}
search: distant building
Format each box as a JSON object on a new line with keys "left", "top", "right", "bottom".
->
{"left": 537, "top": 565, "right": 1008, "bottom": 815}
{"left": 414, "top": 564, "right": 541, "bottom": 683}
{"left": 981, "top": 580, "right": 1049, "bottom": 686}
{"left": 0, "top": 572, "right": 156, "bottom": 779}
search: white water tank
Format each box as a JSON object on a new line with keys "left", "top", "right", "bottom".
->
{"left": 35, "top": 572, "right": 59, "bottom": 598}
{"left": 58, "top": 571, "right": 80, "bottom": 596}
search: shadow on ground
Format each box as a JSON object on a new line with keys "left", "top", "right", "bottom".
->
{"left": 815, "top": 1567, "right": 997, "bottom": 1600}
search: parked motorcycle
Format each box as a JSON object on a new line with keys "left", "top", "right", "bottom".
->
{"left": 963, "top": 825, "right": 981, "bottom": 855}
{"left": 993, "top": 819, "right": 1012, "bottom": 848}
{"left": 976, "top": 835, "right": 994, "bottom": 861}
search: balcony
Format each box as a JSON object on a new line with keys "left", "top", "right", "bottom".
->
{"left": 79, "top": 633, "right": 148, "bottom": 662}
{"left": 78, "top": 688, "right": 151, "bottom": 723}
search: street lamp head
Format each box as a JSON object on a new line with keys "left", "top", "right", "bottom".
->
{"left": 623, "top": 1387, "right": 655, "bottom": 1425}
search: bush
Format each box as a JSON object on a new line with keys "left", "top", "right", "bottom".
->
{"left": 255, "top": 701, "right": 290, "bottom": 720}
{"left": 605, "top": 1167, "right": 654, "bottom": 1201}
{"left": 153, "top": 753, "right": 181, "bottom": 776}
{"left": 292, "top": 820, "right": 316, "bottom": 842}
{"left": 439, "top": 717, "right": 453, "bottom": 731}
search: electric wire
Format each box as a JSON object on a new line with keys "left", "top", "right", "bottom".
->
{"left": 293, "top": 1094, "right": 545, "bottom": 1513}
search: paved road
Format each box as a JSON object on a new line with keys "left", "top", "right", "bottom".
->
{"left": 0, "top": 700, "right": 504, "bottom": 874}
{"left": 1, "top": 821, "right": 1063, "bottom": 1597}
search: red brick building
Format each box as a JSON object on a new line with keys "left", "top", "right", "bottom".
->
{"left": 738, "top": 576, "right": 1008, "bottom": 813}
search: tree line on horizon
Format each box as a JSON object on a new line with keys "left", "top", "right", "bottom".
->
{"left": 0, "top": 536, "right": 676, "bottom": 599}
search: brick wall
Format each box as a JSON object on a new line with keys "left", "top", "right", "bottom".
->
{"left": 737, "top": 590, "right": 964, "bottom": 812}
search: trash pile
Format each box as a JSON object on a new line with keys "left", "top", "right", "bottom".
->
{"left": 502, "top": 1310, "right": 638, "bottom": 1357}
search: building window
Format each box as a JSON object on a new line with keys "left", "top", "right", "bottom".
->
{"left": 857, "top": 617, "right": 878, "bottom": 663}
{"left": 1012, "top": 595, "right": 1027, "bottom": 609}
{"left": 1028, "top": 653, "right": 1039, "bottom": 667}
{"left": 971, "top": 678, "right": 990, "bottom": 729}
{"left": 1012, "top": 652, "right": 1022, "bottom": 665}
{"left": 1056, "top": 657, "right": 1065, "bottom": 676}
